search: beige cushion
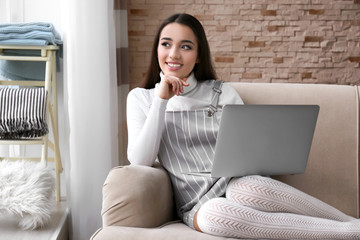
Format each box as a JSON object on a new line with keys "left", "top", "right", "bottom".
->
{"left": 101, "top": 163, "right": 174, "bottom": 228}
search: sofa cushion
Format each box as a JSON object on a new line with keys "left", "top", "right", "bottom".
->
{"left": 101, "top": 164, "right": 174, "bottom": 228}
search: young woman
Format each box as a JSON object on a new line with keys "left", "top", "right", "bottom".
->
{"left": 126, "top": 13, "right": 360, "bottom": 239}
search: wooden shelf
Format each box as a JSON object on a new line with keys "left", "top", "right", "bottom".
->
{"left": 0, "top": 45, "right": 62, "bottom": 201}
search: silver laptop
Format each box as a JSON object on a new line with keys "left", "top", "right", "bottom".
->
{"left": 210, "top": 104, "right": 319, "bottom": 177}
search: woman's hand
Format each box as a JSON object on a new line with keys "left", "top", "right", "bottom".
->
{"left": 158, "top": 74, "right": 189, "bottom": 100}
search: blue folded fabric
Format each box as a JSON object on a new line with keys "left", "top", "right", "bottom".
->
{"left": 0, "top": 22, "right": 62, "bottom": 80}
{"left": 0, "top": 22, "right": 55, "bottom": 33}
{"left": 0, "top": 31, "right": 61, "bottom": 45}
{"left": 0, "top": 59, "right": 45, "bottom": 81}
{"left": 0, "top": 39, "right": 49, "bottom": 45}
{"left": 0, "top": 22, "right": 62, "bottom": 45}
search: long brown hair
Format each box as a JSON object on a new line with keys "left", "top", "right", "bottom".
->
{"left": 141, "top": 13, "right": 217, "bottom": 89}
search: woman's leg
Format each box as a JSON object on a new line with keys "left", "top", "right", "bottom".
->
{"left": 226, "top": 175, "right": 354, "bottom": 222}
{"left": 196, "top": 197, "right": 360, "bottom": 239}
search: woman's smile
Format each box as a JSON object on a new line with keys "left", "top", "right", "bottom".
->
{"left": 166, "top": 62, "right": 183, "bottom": 70}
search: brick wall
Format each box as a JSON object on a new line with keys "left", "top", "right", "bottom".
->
{"left": 128, "top": 0, "right": 360, "bottom": 88}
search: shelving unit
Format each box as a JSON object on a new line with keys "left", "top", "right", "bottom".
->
{"left": 0, "top": 45, "right": 62, "bottom": 201}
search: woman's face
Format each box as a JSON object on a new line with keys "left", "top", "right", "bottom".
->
{"left": 157, "top": 23, "right": 199, "bottom": 79}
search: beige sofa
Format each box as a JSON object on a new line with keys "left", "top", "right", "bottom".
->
{"left": 91, "top": 83, "right": 360, "bottom": 240}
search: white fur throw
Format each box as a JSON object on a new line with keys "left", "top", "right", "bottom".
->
{"left": 0, "top": 160, "right": 55, "bottom": 230}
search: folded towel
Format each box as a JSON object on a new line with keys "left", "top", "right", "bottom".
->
{"left": 0, "top": 22, "right": 62, "bottom": 45}
{"left": 0, "top": 59, "right": 45, "bottom": 81}
{"left": 0, "top": 31, "right": 61, "bottom": 46}
{"left": 0, "top": 49, "right": 48, "bottom": 81}
{"left": 0, "top": 22, "right": 56, "bottom": 33}
{"left": 0, "top": 87, "right": 48, "bottom": 139}
{"left": 0, "top": 39, "right": 49, "bottom": 46}
{"left": 0, "top": 22, "right": 62, "bottom": 80}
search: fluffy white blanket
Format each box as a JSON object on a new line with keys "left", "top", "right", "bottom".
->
{"left": 0, "top": 160, "right": 55, "bottom": 230}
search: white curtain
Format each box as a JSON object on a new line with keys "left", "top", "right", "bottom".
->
{"left": 62, "top": 0, "right": 118, "bottom": 239}
{"left": 0, "top": 0, "right": 119, "bottom": 238}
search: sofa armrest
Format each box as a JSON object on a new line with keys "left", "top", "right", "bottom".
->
{"left": 101, "top": 163, "right": 174, "bottom": 228}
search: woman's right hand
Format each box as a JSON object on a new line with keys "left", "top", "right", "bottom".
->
{"left": 158, "top": 74, "right": 189, "bottom": 100}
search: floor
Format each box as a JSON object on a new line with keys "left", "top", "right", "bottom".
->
{"left": 0, "top": 200, "right": 69, "bottom": 240}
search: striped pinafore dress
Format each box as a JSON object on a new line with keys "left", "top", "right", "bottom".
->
{"left": 158, "top": 80, "right": 230, "bottom": 229}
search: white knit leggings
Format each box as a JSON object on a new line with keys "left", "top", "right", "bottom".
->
{"left": 196, "top": 175, "right": 360, "bottom": 239}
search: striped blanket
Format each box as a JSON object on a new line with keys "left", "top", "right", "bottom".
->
{"left": 0, "top": 87, "right": 48, "bottom": 139}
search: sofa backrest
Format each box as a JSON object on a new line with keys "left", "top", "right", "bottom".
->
{"left": 230, "top": 82, "right": 359, "bottom": 218}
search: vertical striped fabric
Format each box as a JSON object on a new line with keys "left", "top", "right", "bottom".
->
{"left": 158, "top": 109, "right": 230, "bottom": 228}
{"left": 114, "top": 0, "right": 130, "bottom": 165}
{"left": 0, "top": 87, "right": 48, "bottom": 139}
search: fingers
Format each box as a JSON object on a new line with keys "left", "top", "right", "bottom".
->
{"left": 182, "top": 78, "right": 190, "bottom": 87}
{"left": 168, "top": 76, "right": 184, "bottom": 95}
{"left": 171, "top": 78, "right": 181, "bottom": 95}
{"left": 158, "top": 75, "right": 189, "bottom": 99}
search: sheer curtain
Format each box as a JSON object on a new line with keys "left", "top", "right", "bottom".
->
{"left": 114, "top": 0, "right": 129, "bottom": 165}
{"left": 62, "top": 0, "right": 119, "bottom": 239}
{"left": 0, "top": 0, "right": 122, "bottom": 238}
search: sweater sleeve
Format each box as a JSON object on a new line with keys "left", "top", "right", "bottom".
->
{"left": 126, "top": 88, "right": 168, "bottom": 166}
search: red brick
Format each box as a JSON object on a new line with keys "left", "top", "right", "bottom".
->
{"left": 130, "top": 9, "right": 148, "bottom": 16}
{"left": 305, "top": 36, "right": 324, "bottom": 42}
{"left": 242, "top": 72, "right": 262, "bottom": 79}
{"left": 273, "top": 57, "right": 283, "bottom": 63}
{"left": 248, "top": 41, "right": 265, "bottom": 48}
{"left": 349, "top": 57, "right": 360, "bottom": 62}
{"left": 301, "top": 72, "right": 312, "bottom": 79}
{"left": 215, "top": 57, "right": 234, "bottom": 63}
{"left": 308, "top": 9, "right": 325, "bottom": 15}
{"left": 261, "top": 10, "right": 277, "bottom": 16}
{"left": 267, "top": 26, "right": 279, "bottom": 32}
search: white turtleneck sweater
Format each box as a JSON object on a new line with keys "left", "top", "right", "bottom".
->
{"left": 126, "top": 73, "right": 243, "bottom": 166}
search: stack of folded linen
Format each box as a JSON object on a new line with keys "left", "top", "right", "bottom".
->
{"left": 0, "top": 22, "right": 62, "bottom": 46}
{"left": 0, "top": 22, "right": 62, "bottom": 80}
